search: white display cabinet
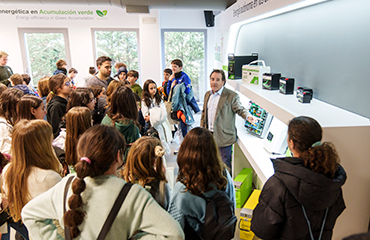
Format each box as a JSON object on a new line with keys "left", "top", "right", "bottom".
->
{"left": 227, "top": 80, "right": 370, "bottom": 239}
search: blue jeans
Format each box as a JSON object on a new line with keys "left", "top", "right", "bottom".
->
{"left": 219, "top": 145, "right": 232, "bottom": 172}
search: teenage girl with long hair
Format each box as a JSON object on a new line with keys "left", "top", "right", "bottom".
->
{"left": 46, "top": 73, "right": 72, "bottom": 138}
{"left": 17, "top": 95, "right": 47, "bottom": 121}
{"left": 21, "top": 125, "right": 184, "bottom": 239}
{"left": 2, "top": 120, "right": 62, "bottom": 239}
{"left": 251, "top": 116, "right": 346, "bottom": 240}
{"left": 168, "top": 127, "right": 235, "bottom": 235}
{"left": 141, "top": 79, "right": 172, "bottom": 153}
{"left": 0, "top": 88, "right": 24, "bottom": 154}
{"left": 64, "top": 107, "right": 92, "bottom": 171}
{"left": 123, "top": 137, "right": 171, "bottom": 210}
{"left": 101, "top": 86, "right": 140, "bottom": 160}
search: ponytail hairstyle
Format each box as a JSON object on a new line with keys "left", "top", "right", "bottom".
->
{"left": 123, "top": 137, "right": 166, "bottom": 186}
{"left": 177, "top": 127, "right": 227, "bottom": 195}
{"left": 46, "top": 73, "right": 69, "bottom": 103}
{"left": 142, "top": 79, "right": 161, "bottom": 107}
{"left": 17, "top": 95, "right": 43, "bottom": 121}
{"left": 0, "top": 88, "right": 24, "bottom": 126}
{"left": 288, "top": 116, "right": 340, "bottom": 178}
{"left": 5, "top": 120, "right": 61, "bottom": 222}
{"left": 66, "top": 88, "right": 94, "bottom": 112}
{"left": 65, "top": 107, "right": 92, "bottom": 166}
{"left": 107, "top": 86, "right": 138, "bottom": 125}
{"left": 63, "top": 125, "right": 126, "bottom": 238}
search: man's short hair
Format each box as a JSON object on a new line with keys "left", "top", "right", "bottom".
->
{"left": 164, "top": 68, "right": 172, "bottom": 75}
{"left": 96, "top": 56, "right": 112, "bottom": 67}
{"left": 89, "top": 67, "right": 96, "bottom": 75}
{"left": 128, "top": 70, "right": 139, "bottom": 79}
{"left": 69, "top": 68, "right": 78, "bottom": 74}
{"left": 10, "top": 74, "right": 23, "bottom": 85}
{"left": 210, "top": 69, "right": 226, "bottom": 85}
{"left": 171, "top": 59, "right": 183, "bottom": 68}
{"left": 56, "top": 59, "right": 67, "bottom": 68}
{"left": 0, "top": 51, "right": 8, "bottom": 59}
{"left": 21, "top": 74, "right": 31, "bottom": 85}
{"left": 114, "top": 62, "right": 127, "bottom": 69}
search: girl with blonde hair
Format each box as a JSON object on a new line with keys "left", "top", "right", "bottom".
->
{"left": 123, "top": 137, "right": 171, "bottom": 210}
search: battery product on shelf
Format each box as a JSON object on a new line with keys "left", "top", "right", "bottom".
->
{"left": 296, "top": 86, "right": 313, "bottom": 103}
{"left": 279, "top": 77, "right": 295, "bottom": 94}
{"left": 262, "top": 73, "right": 281, "bottom": 90}
{"left": 245, "top": 101, "right": 272, "bottom": 138}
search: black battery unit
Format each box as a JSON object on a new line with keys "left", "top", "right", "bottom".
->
{"left": 262, "top": 73, "right": 281, "bottom": 90}
{"left": 228, "top": 53, "right": 258, "bottom": 79}
{"left": 279, "top": 77, "right": 295, "bottom": 94}
{"left": 296, "top": 86, "right": 313, "bottom": 103}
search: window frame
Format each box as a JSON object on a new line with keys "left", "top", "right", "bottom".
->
{"left": 18, "top": 28, "right": 72, "bottom": 82}
{"left": 91, "top": 28, "right": 140, "bottom": 74}
{"left": 161, "top": 29, "right": 207, "bottom": 102}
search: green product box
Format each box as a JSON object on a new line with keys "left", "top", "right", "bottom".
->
{"left": 234, "top": 168, "right": 253, "bottom": 208}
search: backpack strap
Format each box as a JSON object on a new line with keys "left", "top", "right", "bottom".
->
{"left": 301, "top": 205, "right": 329, "bottom": 240}
{"left": 97, "top": 183, "right": 133, "bottom": 240}
{"left": 63, "top": 176, "right": 75, "bottom": 240}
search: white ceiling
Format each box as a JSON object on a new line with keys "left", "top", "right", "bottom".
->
{"left": 0, "top": 0, "right": 236, "bottom": 11}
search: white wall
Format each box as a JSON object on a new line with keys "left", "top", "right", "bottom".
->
{"left": 0, "top": 4, "right": 213, "bottom": 91}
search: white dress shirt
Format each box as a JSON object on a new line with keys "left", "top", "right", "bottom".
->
{"left": 207, "top": 86, "right": 224, "bottom": 132}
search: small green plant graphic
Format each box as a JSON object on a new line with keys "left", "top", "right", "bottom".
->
{"left": 96, "top": 10, "right": 108, "bottom": 17}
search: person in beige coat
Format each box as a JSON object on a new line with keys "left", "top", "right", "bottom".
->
{"left": 201, "top": 69, "right": 257, "bottom": 171}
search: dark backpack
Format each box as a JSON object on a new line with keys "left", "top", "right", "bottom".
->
{"left": 184, "top": 188, "right": 237, "bottom": 240}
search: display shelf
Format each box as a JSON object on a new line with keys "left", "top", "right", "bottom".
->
{"left": 227, "top": 80, "right": 370, "bottom": 185}
{"left": 234, "top": 115, "right": 283, "bottom": 184}
{"left": 227, "top": 80, "right": 370, "bottom": 127}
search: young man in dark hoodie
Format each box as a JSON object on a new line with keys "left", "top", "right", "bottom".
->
{"left": 53, "top": 59, "right": 67, "bottom": 76}
{"left": 9, "top": 73, "right": 34, "bottom": 95}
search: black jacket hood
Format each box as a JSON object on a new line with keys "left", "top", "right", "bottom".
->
{"left": 272, "top": 157, "right": 346, "bottom": 211}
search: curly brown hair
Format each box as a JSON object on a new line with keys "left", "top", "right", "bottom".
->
{"left": 288, "top": 116, "right": 340, "bottom": 178}
{"left": 176, "top": 127, "right": 227, "bottom": 195}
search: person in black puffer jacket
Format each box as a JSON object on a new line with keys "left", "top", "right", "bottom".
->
{"left": 251, "top": 116, "right": 346, "bottom": 240}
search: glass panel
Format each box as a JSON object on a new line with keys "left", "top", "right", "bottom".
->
{"left": 24, "top": 33, "right": 66, "bottom": 85}
{"left": 94, "top": 31, "right": 139, "bottom": 75}
{"left": 163, "top": 31, "right": 205, "bottom": 101}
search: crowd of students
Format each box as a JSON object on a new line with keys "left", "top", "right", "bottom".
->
{"left": 0, "top": 52, "right": 349, "bottom": 240}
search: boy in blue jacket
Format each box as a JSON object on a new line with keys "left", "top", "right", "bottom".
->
{"left": 167, "top": 59, "right": 199, "bottom": 141}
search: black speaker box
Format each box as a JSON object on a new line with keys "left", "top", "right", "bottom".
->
{"left": 204, "top": 11, "right": 214, "bottom": 27}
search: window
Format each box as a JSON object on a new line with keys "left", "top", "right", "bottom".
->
{"left": 162, "top": 30, "right": 206, "bottom": 101}
{"left": 18, "top": 28, "right": 71, "bottom": 86}
{"left": 92, "top": 29, "right": 139, "bottom": 75}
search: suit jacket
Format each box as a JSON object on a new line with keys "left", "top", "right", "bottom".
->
{"left": 201, "top": 87, "right": 249, "bottom": 147}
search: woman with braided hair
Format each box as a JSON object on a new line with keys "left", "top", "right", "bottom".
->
{"left": 21, "top": 125, "right": 184, "bottom": 239}
{"left": 251, "top": 116, "right": 346, "bottom": 240}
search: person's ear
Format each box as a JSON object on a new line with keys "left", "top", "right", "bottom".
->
{"left": 31, "top": 107, "right": 36, "bottom": 116}
{"left": 288, "top": 139, "right": 295, "bottom": 150}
